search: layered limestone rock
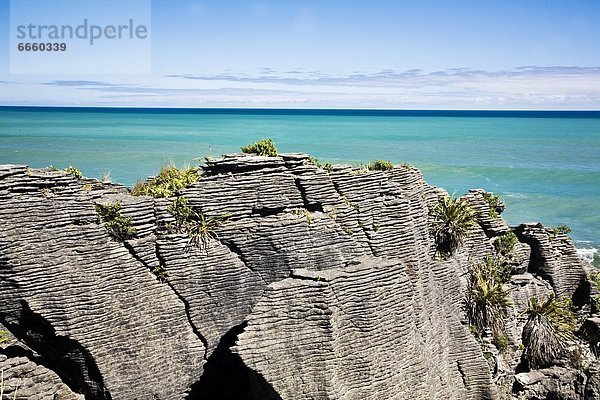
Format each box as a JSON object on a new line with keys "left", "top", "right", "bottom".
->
{"left": 0, "top": 354, "right": 84, "bottom": 400}
{"left": 0, "top": 165, "right": 205, "bottom": 399}
{"left": 0, "top": 155, "right": 594, "bottom": 400}
{"left": 515, "top": 223, "right": 588, "bottom": 302}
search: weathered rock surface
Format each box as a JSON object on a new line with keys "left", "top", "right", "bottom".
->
{"left": 0, "top": 354, "right": 84, "bottom": 400}
{"left": 235, "top": 258, "right": 493, "bottom": 399}
{"left": 0, "top": 156, "right": 594, "bottom": 400}
{"left": 0, "top": 166, "right": 205, "bottom": 399}
{"left": 513, "top": 367, "right": 587, "bottom": 399}
{"left": 515, "top": 223, "right": 588, "bottom": 302}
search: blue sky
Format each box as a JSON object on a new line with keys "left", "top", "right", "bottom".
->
{"left": 1, "top": 0, "right": 600, "bottom": 109}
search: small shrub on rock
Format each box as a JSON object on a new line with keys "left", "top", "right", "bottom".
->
{"left": 482, "top": 192, "right": 501, "bottom": 219}
{"left": 64, "top": 165, "right": 83, "bottom": 179}
{"left": 96, "top": 202, "right": 137, "bottom": 241}
{"left": 309, "top": 157, "right": 333, "bottom": 172}
{"left": 466, "top": 255, "right": 511, "bottom": 337}
{"left": 367, "top": 160, "right": 393, "bottom": 171}
{"left": 241, "top": 138, "right": 278, "bottom": 157}
{"left": 552, "top": 224, "right": 572, "bottom": 236}
{"left": 430, "top": 195, "right": 476, "bottom": 257}
{"left": 131, "top": 164, "right": 199, "bottom": 198}
{"left": 168, "top": 196, "right": 193, "bottom": 229}
{"left": 523, "top": 295, "right": 576, "bottom": 369}
{"left": 494, "top": 231, "right": 518, "bottom": 257}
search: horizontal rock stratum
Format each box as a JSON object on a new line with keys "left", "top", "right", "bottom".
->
{"left": 0, "top": 154, "right": 597, "bottom": 399}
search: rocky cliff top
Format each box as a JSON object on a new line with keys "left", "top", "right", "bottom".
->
{"left": 0, "top": 155, "right": 597, "bottom": 400}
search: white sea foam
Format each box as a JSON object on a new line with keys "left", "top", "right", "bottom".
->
{"left": 577, "top": 247, "right": 598, "bottom": 262}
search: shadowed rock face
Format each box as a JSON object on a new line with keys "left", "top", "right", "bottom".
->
{"left": 0, "top": 156, "right": 592, "bottom": 400}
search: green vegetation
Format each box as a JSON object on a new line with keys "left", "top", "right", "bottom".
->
{"left": 291, "top": 208, "right": 312, "bottom": 225}
{"left": 167, "top": 197, "right": 229, "bottom": 250}
{"left": 552, "top": 224, "right": 572, "bottom": 236}
{"left": 325, "top": 206, "right": 337, "bottom": 221}
{"left": 309, "top": 157, "right": 333, "bottom": 172}
{"left": 241, "top": 138, "right": 278, "bottom": 156}
{"left": 494, "top": 231, "right": 518, "bottom": 257}
{"left": 469, "top": 324, "right": 479, "bottom": 338}
{"left": 482, "top": 192, "right": 501, "bottom": 219}
{"left": 64, "top": 165, "right": 83, "bottom": 179}
{"left": 523, "top": 295, "right": 576, "bottom": 369}
{"left": 466, "top": 255, "right": 511, "bottom": 337}
{"left": 367, "top": 159, "right": 393, "bottom": 171}
{"left": 341, "top": 224, "right": 354, "bottom": 236}
{"left": 131, "top": 164, "right": 199, "bottom": 198}
{"left": 589, "top": 271, "right": 600, "bottom": 312}
{"left": 0, "top": 330, "right": 8, "bottom": 346}
{"left": 569, "top": 347, "right": 585, "bottom": 370}
{"left": 187, "top": 213, "right": 229, "bottom": 250}
{"left": 168, "top": 196, "right": 194, "bottom": 230}
{"left": 151, "top": 264, "right": 169, "bottom": 282}
{"left": 95, "top": 202, "right": 137, "bottom": 241}
{"left": 430, "top": 195, "right": 476, "bottom": 257}
{"left": 492, "top": 334, "right": 509, "bottom": 352}
{"left": 400, "top": 162, "right": 414, "bottom": 170}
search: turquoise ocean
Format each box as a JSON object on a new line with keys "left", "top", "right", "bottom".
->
{"left": 0, "top": 107, "right": 598, "bottom": 266}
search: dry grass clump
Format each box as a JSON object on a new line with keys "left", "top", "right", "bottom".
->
{"left": 522, "top": 295, "right": 576, "bottom": 369}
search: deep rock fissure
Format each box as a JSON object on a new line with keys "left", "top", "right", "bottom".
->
{"left": 2, "top": 300, "right": 111, "bottom": 400}
{"left": 187, "top": 322, "right": 283, "bottom": 400}
{"left": 148, "top": 241, "right": 211, "bottom": 360}
{"left": 292, "top": 176, "right": 324, "bottom": 213}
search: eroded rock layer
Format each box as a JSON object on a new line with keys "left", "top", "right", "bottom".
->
{"left": 0, "top": 155, "right": 593, "bottom": 400}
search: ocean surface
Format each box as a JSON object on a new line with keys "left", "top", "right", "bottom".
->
{"left": 0, "top": 107, "right": 598, "bottom": 266}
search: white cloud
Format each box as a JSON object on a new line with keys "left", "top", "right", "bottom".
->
{"left": 2, "top": 66, "right": 600, "bottom": 109}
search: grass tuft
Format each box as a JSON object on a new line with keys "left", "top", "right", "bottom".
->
{"left": 590, "top": 271, "right": 600, "bottom": 312}
{"left": 0, "top": 330, "right": 8, "bottom": 346}
{"left": 95, "top": 202, "right": 137, "bottom": 241}
{"left": 131, "top": 164, "right": 199, "bottom": 198}
{"left": 167, "top": 196, "right": 229, "bottom": 251}
{"left": 309, "top": 157, "right": 333, "bottom": 172}
{"left": 523, "top": 295, "right": 576, "bottom": 369}
{"left": 492, "top": 334, "right": 509, "bottom": 352}
{"left": 430, "top": 195, "right": 476, "bottom": 257}
{"left": 466, "top": 255, "right": 511, "bottom": 337}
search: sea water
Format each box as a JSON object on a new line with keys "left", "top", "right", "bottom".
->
{"left": 0, "top": 107, "right": 598, "bottom": 265}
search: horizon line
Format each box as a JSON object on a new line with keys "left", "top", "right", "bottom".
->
{"left": 1, "top": 105, "right": 599, "bottom": 113}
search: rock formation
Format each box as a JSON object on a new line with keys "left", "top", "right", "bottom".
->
{"left": 0, "top": 154, "right": 596, "bottom": 399}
